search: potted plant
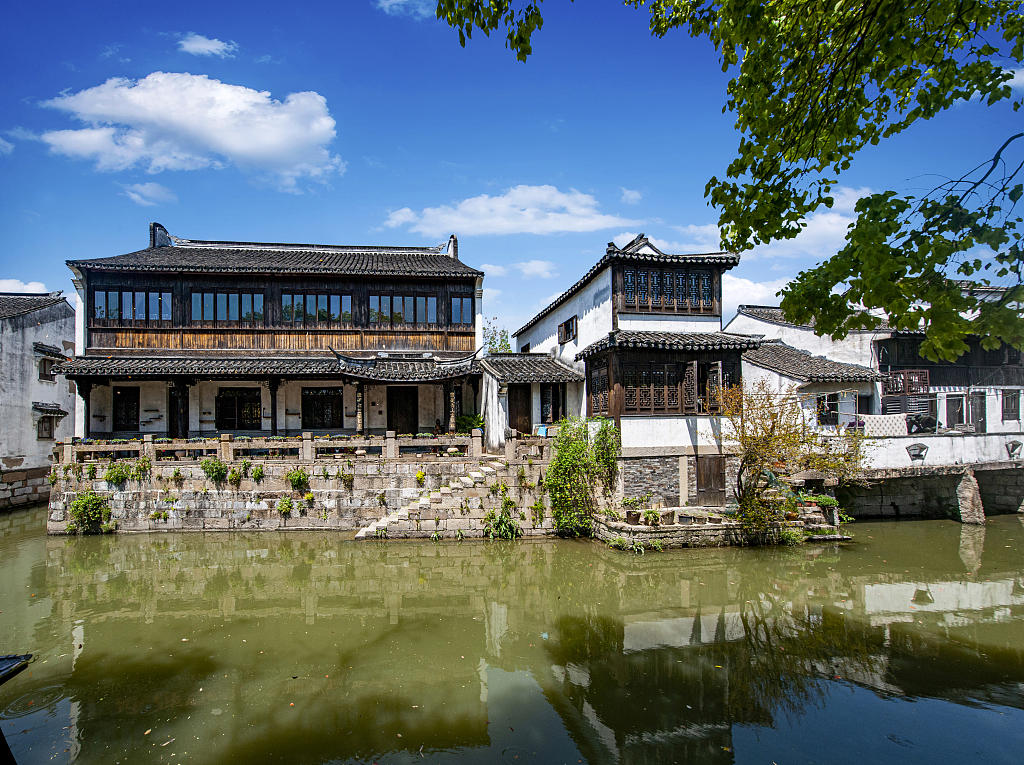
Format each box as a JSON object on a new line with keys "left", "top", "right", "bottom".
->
{"left": 642, "top": 508, "right": 661, "bottom": 527}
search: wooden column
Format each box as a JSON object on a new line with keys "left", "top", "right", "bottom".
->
{"left": 77, "top": 380, "right": 93, "bottom": 440}
{"left": 268, "top": 377, "right": 280, "bottom": 436}
{"left": 173, "top": 380, "right": 189, "bottom": 439}
{"left": 608, "top": 353, "right": 622, "bottom": 432}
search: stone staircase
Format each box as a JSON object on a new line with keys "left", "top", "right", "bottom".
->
{"left": 354, "top": 461, "right": 553, "bottom": 540}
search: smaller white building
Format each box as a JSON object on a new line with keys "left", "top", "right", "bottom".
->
{"left": 0, "top": 292, "right": 76, "bottom": 509}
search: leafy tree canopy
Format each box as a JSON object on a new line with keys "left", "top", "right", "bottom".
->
{"left": 436, "top": 0, "right": 1024, "bottom": 360}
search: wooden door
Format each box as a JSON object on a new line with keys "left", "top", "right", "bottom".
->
{"left": 168, "top": 386, "right": 184, "bottom": 438}
{"left": 113, "top": 386, "right": 140, "bottom": 432}
{"left": 970, "top": 391, "right": 987, "bottom": 433}
{"left": 387, "top": 386, "right": 419, "bottom": 434}
{"left": 508, "top": 384, "right": 532, "bottom": 435}
{"left": 697, "top": 455, "right": 726, "bottom": 507}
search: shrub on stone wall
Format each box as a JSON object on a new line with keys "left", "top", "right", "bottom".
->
{"left": 67, "top": 491, "right": 112, "bottom": 534}
{"left": 286, "top": 467, "right": 309, "bottom": 491}
{"left": 200, "top": 457, "right": 228, "bottom": 483}
{"left": 547, "top": 418, "right": 620, "bottom": 538}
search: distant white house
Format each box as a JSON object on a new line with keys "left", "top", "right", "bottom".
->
{"left": 0, "top": 292, "right": 76, "bottom": 509}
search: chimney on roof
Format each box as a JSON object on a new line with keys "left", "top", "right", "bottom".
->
{"left": 447, "top": 234, "right": 459, "bottom": 259}
{"left": 150, "top": 222, "right": 173, "bottom": 248}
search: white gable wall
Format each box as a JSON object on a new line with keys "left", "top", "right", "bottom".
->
{"left": 617, "top": 313, "right": 722, "bottom": 333}
{"left": 725, "top": 313, "right": 886, "bottom": 368}
{"left": 515, "top": 267, "right": 613, "bottom": 374}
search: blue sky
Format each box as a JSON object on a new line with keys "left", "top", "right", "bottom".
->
{"left": 2, "top": 0, "right": 1021, "bottom": 335}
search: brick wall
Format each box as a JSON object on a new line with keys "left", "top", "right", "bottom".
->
{"left": 621, "top": 456, "right": 680, "bottom": 507}
{"left": 0, "top": 466, "right": 51, "bottom": 510}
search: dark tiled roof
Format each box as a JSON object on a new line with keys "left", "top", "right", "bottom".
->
{"left": 32, "top": 402, "right": 69, "bottom": 416}
{"left": 577, "top": 331, "right": 761, "bottom": 359}
{"left": 68, "top": 246, "right": 483, "bottom": 279}
{"left": 0, "top": 292, "right": 67, "bottom": 320}
{"left": 514, "top": 234, "right": 739, "bottom": 337}
{"left": 33, "top": 342, "right": 68, "bottom": 359}
{"left": 477, "top": 353, "right": 584, "bottom": 383}
{"left": 743, "top": 341, "right": 881, "bottom": 383}
{"left": 54, "top": 354, "right": 480, "bottom": 382}
{"left": 736, "top": 305, "right": 892, "bottom": 332}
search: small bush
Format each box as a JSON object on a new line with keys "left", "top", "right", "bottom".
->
{"left": 170, "top": 466, "right": 183, "bottom": 484}
{"left": 482, "top": 507, "right": 523, "bottom": 540}
{"left": 415, "top": 470, "right": 426, "bottom": 487}
{"left": 149, "top": 510, "right": 169, "bottom": 521}
{"left": 340, "top": 471, "right": 355, "bottom": 489}
{"left": 227, "top": 468, "right": 242, "bottom": 489}
{"left": 239, "top": 459, "right": 252, "bottom": 478}
{"left": 648, "top": 539, "right": 664, "bottom": 552}
{"left": 67, "top": 491, "right": 111, "bottom": 533}
{"left": 607, "top": 536, "right": 629, "bottom": 550}
{"left": 252, "top": 464, "right": 265, "bottom": 483}
{"left": 103, "top": 461, "right": 133, "bottom": 486}
{"left": 277, "top": 496, "right": 294, "bottom": 517}
{"left": 779, "top": 527, "right": 804, "bottom": 546}
{"left": 455, "top": 413, "right": 484, "bottom": 434}
{"left": 530, "top": 499, "right": 545, "bottom": 527}
{"left": 86, "top": 464, "right": 97, "bottom": 480}
{"left": 200, "top": 457, "right": 228, "bottom": 483}
{"left": 304, "top": 491, "right": 315, "bottom": 506}
{"left": 285, "top": 467, "right": 309, "bottom": 491}
{"left": 377, "top": 492, "right": 387, "bottom": 507}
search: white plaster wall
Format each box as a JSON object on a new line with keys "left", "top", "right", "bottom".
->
{"left": 419, "top": 385, "right": 443, "bottom": 431}
{"left": 725, "top": 313, "right": 886, "bottom": 369}
{"left": 864, "top": 432, "right": 1023, "bottom": 469}
{"left": 481, "top": 372, "right": 506, "bottom": 452}
{"left": 567, "top": 380, "right": 585, "bottom": 419}
{"left": 617, "top": 314, "right": 722, "bottom": 333}
{"left": 620, "top": 416, "right": 725, "bottom": 450}
{"left": 90, "top": 385, "right": 113, "bottom": 434}
{"left": 366, "top": 385, "right": 388, "bottom": 431}
{"left": 515, "top": 268, "right": 613, "bottom": 373}
{"left": 0, "top": 301, "right": 77, "bottom": 468}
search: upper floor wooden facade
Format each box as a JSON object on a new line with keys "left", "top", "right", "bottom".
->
{"left": 72, "top": 224, "right": 482, "bottom": 355}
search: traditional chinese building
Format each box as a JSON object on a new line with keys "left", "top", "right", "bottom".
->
{"left": 57, "top": 223, "right": 491, "bottom": 438}
{"left": 0, "top": 291, "right": 75, "bottom": 508}
{"left": 513, "top": 234, "right": 761, "bottom": 507}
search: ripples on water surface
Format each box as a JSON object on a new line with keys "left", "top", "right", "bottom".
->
{"left": 2, "top": 506, "right": 1024, "bottom": 764}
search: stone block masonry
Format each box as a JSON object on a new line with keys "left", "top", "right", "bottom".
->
{"left": 1, "top": 466, "right": 52, "bottom": 510}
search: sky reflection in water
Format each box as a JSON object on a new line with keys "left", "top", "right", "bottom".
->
{"left": 2, "top": 507, "right": 1024, "bottom": 764}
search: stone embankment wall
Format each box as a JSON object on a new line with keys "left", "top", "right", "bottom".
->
{"left": 1, "top": 466, "right": 51, "bottom": 510}
{"left": 46, "top": 431, "right": 562, "bottom": 537}
{"left": 620, "top": 455, "right": 741, "bottom": 508}
{"left": 591, "top": 516, "right": 811, "bottom": 549}
{"left": 837, "top": 462, "right": 1024, "bottom": 520}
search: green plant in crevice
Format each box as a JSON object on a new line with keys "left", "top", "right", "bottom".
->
{"left": 377, "top": 492, "right": 387, "bottom": 508}
{"left": 200, "top": 457, "right": 228, "bottom": 483}
{"left": 629, "top": 538, "right": 646, "bottom": 555}
{"left": 430, "top": 530, "right": 442, "bottom": 542}
{"left": 529, "top": 498, "right": 545, "bottom": 527}
{"left": 305, "top": 491, "right": 315, "bottom": 507}
{"left": 339, "top": 470, "right": 355, "bottom": 489}
{"left": 67, "top": 490, "right": 112, "bottom": 534}
{"left": 103, "top": 461, "right": 132, "bottom": 486}
{"left": 607, "top": 535, "right": 629, "bottom": 550}
{"left": 239, "top": 459, "right": 252, "bottom": 478}
{"left": 86, "top": 463, "right": 97, "bottom": 480}
{"left": 415, "top": 470, "right": 426, "bottom": 487}
{"left": 285, "top": 467, "right": 309, "bottom": 491}
{"left": 227, "top": 468, "right": 242, "bottom": 489}
{"left": 455, "top": 528, "right": 465, "bottom": 541}
{"left": 251, "top": 464, "right": 265, "bottom": 483}
{"left": 277, "top": 496, "right": 294, "bottom": 517}
{"left": 374, "top": 527, "right": 388, "bottom": 539}
{"left": 483, "top": 492, "right": 523, "bottom": 540}
{"left": 149, "top": 510, "right": 169, "bottom": 521}
{"left": 547, "top": 417, "right": 620, "bottom": 538}
{"left": 647, "top": 539, "right": 664, "bottom": 552}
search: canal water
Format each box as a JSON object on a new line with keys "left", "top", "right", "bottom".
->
{"left": 2, "top": 506, "right": 1023, "bottom": 765}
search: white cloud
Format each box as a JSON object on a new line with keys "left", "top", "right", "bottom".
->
{"left": 0, "top": 137, "right": 12, "bottom": 155}
{"left": 119, "top": 181, "right": 177, "bottom": 206}
{"left": 480, "top": 263, "right": 508, "bottom": 277}
{"left": 0, "top": 279, "right": 48, "bottom": 293}
{"left": 749, "top": 186, "right": 870, "bottom": 260}
{"left": 483, "top": 288, "right": 502, "bottom": 304}
{"left": 384, "top": 184, "right": 639, "bottom": 237}
{"left": 178, "top": 33, "right": 238, "bottom": 58}
{"left": 614, "top": 225, "right": 722, "bottom": 253}
{"left": 38, "top": 72, "right": 344, "bottom": 192}
{"left": 376, "top": 0, "right": 434, "bottom": 18}
{"left": 620, "top": 187, "right": 642, "bottom": 205}
{"left": 513, "top": 260, "right": 558, "bottom": 279}
{"left": 1006, "top": 68, "right": 1024, "bottom": 91}
{"left": 100, "top": 44, "right": 123, "bottom": 59}
{"left": 721, "top": 274, "right": 791, "bottom": 322}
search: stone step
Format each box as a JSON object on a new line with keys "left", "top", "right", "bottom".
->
{"left": 483, "top": 465, "right": 499, "bottom": 473}
{"left": 440, "top": 486, "right": 452, "bottom": 496}
{"left": 468, "top": 472, "right": 485, "bottom": 483}
{"left": 459, "top": 476, "right": 475, "bottom": 488}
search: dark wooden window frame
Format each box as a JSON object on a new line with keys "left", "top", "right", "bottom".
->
{"left": 38, "top": 358, "right": 56, "bottom": 382}
{"left": 215, "top": 387, "right": 263, "bottom": 431}
{"left": 621, "top": 267, "right": 716, "bottom": 314}
{"left": 449, "top": 294, "right": 474, "bottom": 328}
{"left": 280, "top": 292, "right": 353, "bottom": 328}
{"left": 557, "top": 315, "right": 578, "bottom": 344}
{"left": 369, "top": 292, "right": 441, "bottom": 328}
{"left": 622, "top": 360, "right": 726, "bottom": 415}
{"left": 189, "top": 290, "right": 265, "bottom": 328}
{"left": 92, "top": 289, "right": 173, "bottom": 328}
{"left": 37, "top": 416, "right": 54, "bottom": 440}
{"left": 1003, "top": 389, "right": 1020, "bottom": 421}
{"left": 301, "top": 387, "right": 346, "bottom": 429}
{"left": 817, "top": 393, "right": 840, "bottom": 426}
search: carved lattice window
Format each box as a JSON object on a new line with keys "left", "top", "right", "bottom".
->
{"left": 701, "top": 272, "right": 713, "bottom": 309}
{"left": 651, "top": 271, "right": 661, "bottom": 307}
{"left": 653, "top": 367, "right": 665, "bottom": 408}
{"left": 683, "top": 361, "right": 698, "bottom": 413}
{"left": 638, "top": 368, "right": 652, "bottom": 409}
{"left": 624, "top": 270, "right": 635, "bottom": 306}
{"left": 623, "top": 366, "right": 638, "bottom": 410}
{"left": 637, "top": 271, "right": 648, "bottom": 307}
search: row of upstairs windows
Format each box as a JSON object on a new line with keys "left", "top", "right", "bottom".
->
{"left": 622, "top": 268, "right": 716, "bottom": 312}
{"left": 91, "top": 290, "right": 475, "bottom": 329}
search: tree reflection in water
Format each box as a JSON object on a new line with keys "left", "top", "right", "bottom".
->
{"left": 0, "top": 513, "right": 1022, "bottom": 765}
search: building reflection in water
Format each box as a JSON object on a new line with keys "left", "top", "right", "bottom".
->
{"left": 0, "top": 515, "right": 1022, "bottom": 764}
